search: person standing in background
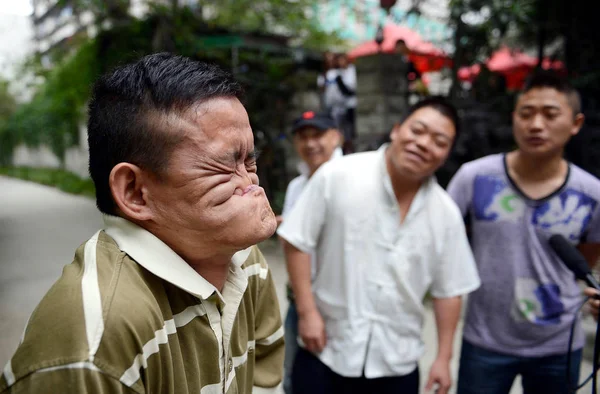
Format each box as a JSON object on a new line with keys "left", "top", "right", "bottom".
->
{"left": 317, "top": 52, "right": 340, "bottom": 114}
{"left": 279, "top": 97, "right": 480, "bottom": 394}
{"left": 277, "top": 111, "right": 343, "bottom": 394}
{"left": 334, "top": 53, "right": 357, "bottom": 154}
{"left": 448, "top": 71, "right": 600, "bottom": 394}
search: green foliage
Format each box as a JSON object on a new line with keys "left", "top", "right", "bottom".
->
{"left": 1, "top": 1, "right": 339, "bottom": 165}
{"left": 0, "top": 166, "right": 96, "bottom": 197}
{"left": 0, "top": 79, "right": 18, "bottom": 164}
{"left": 449, "top": 0, "right": 537, "bottom": 65}
{"left": 205, "top": 0, "right": 342, "bottom": 50}
{"left": 3, "top": 41, "right": 101, "bottom": 163}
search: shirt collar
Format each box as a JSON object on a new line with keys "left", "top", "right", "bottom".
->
{"left": 103, "top": 214, "right": 252, "bottom": 302}
{"left": 297, "top": 146, "right": 344, "bottom": 177}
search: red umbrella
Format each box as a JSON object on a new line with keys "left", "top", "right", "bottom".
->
{"left": 458, "top": 47, "right": 568, "bottom": 89}
{"left": 458, "top": 64, "right": 481, "bottom": 82}
{"left": 347, "top": 24, "right": 451, "bottom": 73}
{"left": 487, "top": 47, "right": 537, "bottom": 72}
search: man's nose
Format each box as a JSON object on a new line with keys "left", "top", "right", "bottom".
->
{"left": 306, "top": 137, "right": 319, "bottom": 148}
{"left": 530, "top": 114, "right": 545, "bottom": 131}
{"left": 236, "top": 165, "right": 255, "bottom": 185}
{"left": 415, "top": 134, "right": 431, "bottom": 151}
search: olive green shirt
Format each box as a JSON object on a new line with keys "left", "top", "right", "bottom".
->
{"left": 1, "top": 215, "right": 284, "bottom": 393}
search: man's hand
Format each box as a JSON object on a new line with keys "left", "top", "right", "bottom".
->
{"left": 298, "top": 308, "right": 327, "bottom": 353}
{"left": 585, "top": 287, "right": 600, "bottom": 320}
{"left": 425, "top": 357, "right": 452, "bottom": 394}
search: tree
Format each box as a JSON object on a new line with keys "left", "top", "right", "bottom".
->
{"left": 56, "top": 0, "right": 343, "bottom": 51}
{"left": 0, "top": 79, "right": 18, "bottom": 164}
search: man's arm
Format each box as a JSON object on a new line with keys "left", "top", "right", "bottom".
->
{"left": 283, "top": 241, "right": 326, "bottom": 353}
{"left": 276, "top": 166, "right": 329, "bottom": 354}
{"left": 426, "top": 200, "right": 480, "bottom": 394}
{"left": 425, "top": 296, "right": 462, "bottom": 394}
{"left": 578, "top": 243, "right": 600, "bottom": 269}
{"left": 432, "top": 296, "right": 461, "bottom": 362}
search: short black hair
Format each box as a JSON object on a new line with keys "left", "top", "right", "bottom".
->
{"left": 402, "top": 95, "right": 460, "bottom": 138}
{"left": 521, "top": 70, "right": 581, "bottom": 115}
{"left": 380, "top": 96, "right": 461, "bottom": 147}
{"left": 88, "top": 52, "right": 244, "bottom": 215}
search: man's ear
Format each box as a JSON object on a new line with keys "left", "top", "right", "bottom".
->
{"left": 390, "top": 123, "right": 401, "bottom": 141}
{"left": 109, "top": 163, "right": 153, "bottom": 221}
{"left": 571, "top": 113, "right": 585, "bottom": 137}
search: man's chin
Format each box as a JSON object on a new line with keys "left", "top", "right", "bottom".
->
{"left": 237, "top": 208, "right": 277, "bottom": 248}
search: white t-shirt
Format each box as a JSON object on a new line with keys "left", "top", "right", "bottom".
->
{"left": 338, "top": 65, "right": 357, "bottom": 109}
{"left": 281, "top": 148, "right": 343, "bottom": 280}
{"left": 277, "top": 145, "right": 480, "bottom": 378}
{"left": 320, "top": 68, "right": 345, "bottom": 113}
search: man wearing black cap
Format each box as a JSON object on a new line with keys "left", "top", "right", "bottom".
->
{"left": 279, "top": 110, "right": 343, "bottom": 394}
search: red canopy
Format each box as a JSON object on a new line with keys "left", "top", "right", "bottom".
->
{"left": 458, "top": 47, "right": 566, "bottom": 90}
{"left": 347, "top": 24, "right": 451, "bottom": 73}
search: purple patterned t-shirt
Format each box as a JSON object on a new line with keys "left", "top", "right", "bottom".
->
{"left": 447, "top": 154, "right": 600, "bottom": 357}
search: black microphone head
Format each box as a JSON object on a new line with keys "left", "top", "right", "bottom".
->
{"left": 549, "top": 234, "right": 590, "bottom": 280}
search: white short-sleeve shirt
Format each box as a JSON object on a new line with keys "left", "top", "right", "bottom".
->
{"left": 281, "top": 148, "right": 343, "bottom": 280}
{"left": 277, "top": 145, "right": 480, "bottom": 378}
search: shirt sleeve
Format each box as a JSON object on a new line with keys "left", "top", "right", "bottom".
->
{"left": 281, "top": 182, "right": 294, "bottom": 219}
{"left": 446, "top": 164, "right": 474, "bottom": 220}
{"left": 281, "top": 177, "right": 304, "bottom": 219}
{"left": 253, "top": 259, "right": 284, "bottom": 390}
{"left": 3, "top": 367, "right": 138, "bottom": 394}
{"left": 430, "top": 208, "right": 481, "bottom": 299}
{"left": 276, "top": 166, "right": 328, "bottom": 253}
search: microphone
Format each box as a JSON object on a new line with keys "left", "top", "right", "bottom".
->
{"left": 549, "top": 234, "right": 600, "bottom": 292}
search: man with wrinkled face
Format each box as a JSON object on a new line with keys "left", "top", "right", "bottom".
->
{"left": 1, "top": 53, "right": 284, "bottom": 394}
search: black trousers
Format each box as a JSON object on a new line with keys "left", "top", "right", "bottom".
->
{"left": 291, "top": 348, "right": 419, "bottom": 394}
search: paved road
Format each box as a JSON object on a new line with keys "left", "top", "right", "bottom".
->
{"left": 1, "top": 176, "right": 597, "bottom": 393}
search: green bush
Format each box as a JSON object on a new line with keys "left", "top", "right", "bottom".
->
{"left": 0, "top": 167, "right": 96, "bottom": 198}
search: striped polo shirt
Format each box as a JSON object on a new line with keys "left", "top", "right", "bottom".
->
{"left": 0, "top": 215, "right": 284, "bottom": 393}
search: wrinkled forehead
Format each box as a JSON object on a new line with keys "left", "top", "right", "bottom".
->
{"left": 173, "top": 97, "right": 253, "bottom": 153}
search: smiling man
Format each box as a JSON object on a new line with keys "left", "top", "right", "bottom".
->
{"left": 278, "top": 111, "right": 342, "bottom": 394}
{"left": 0, "top": 53, "right": 284, "bottom": 394}
{"left": 448, "top": 71, "right": 600, "bottom": 394}
{"left": 277, "top": 97, "right": 480, "bottom": 394}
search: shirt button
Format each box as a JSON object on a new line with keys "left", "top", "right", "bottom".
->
{"left": 248, "top": 346, "right": 254, "bottom": 355}
{"left": 228, "top": 358, "right": 233, "bottom": 372}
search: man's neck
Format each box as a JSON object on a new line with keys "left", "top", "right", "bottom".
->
{"left": 508, "top": 150, "right": 566, "bottom": 181}
{"left": 136, "top": 220, "right": 234, "bottom": 292}
{"left": 188, "top": 255, "right": 232, "bottom": 292}
{"left": 385, "top": 153, "right": 423, "bottom": 221}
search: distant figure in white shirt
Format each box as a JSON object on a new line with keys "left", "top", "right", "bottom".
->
{"left": 334, "top": 53, "right": 357, "bottom": 154}
{"left": 317, "top": 51, "right": 337, "bottom": 110}
{"left": 277, "top": 97, "right": 481, "bottom": 394}
{"left": 278, "top": 111, "right": 343, "bottom": 394}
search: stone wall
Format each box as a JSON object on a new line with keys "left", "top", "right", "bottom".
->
{"left": 11, "top": 124, "right": 90, "bottom": 178}
{"left": 354, "top": 53, "right": 410, "bottom": 151}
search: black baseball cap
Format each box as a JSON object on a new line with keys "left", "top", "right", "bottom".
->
{"left": 292, "top": 111, "right": 337, "bottom": 134}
